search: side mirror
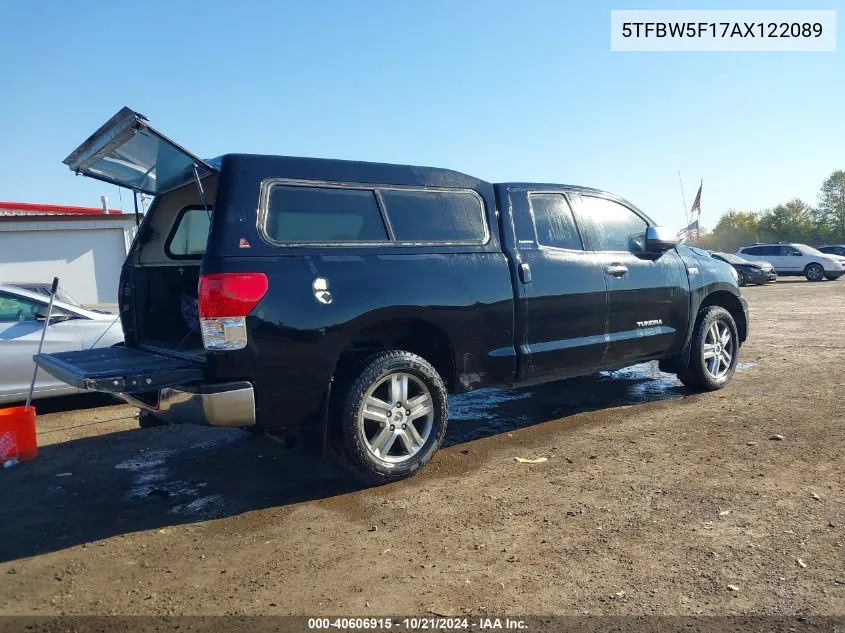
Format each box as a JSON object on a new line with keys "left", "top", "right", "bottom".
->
{"left": 645, "top": 225, "right": 680, "bottom": 253}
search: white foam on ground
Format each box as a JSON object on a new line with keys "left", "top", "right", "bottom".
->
{"left": 113, "top": 430, "right": 245, "bottom": 516}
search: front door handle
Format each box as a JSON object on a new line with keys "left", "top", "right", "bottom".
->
{"left": 519, "top": 262, "right": 532, "bottom": 283}
{"left": 604, "top": 264, "right": 629, "bottom": 277}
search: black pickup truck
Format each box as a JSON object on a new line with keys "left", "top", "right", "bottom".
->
{"left": 36, "top": 108, "right": 748, "bottom": 484}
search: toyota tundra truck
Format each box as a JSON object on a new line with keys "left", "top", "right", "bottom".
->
{"left": 35, "top": 107, "right": 749, "bottom": 484}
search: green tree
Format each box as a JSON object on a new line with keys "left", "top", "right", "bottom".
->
{"left": 814, "top": 171, "right": 845, "bottom": 242}
{"left": 699, "top": 210, "right": 760, "bottom": 252}
{"left": 757, "top": 199, "right": 812, "bottom": 243}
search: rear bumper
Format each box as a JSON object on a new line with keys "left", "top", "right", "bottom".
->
{"left": 120, "top": 381, "right": 255, "bottom": 427}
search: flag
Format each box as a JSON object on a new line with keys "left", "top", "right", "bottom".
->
{"left": 689, "top": 181, "right": 702, "bottom": 217}
{"left": 677, "top": 219, "right": 700, "bottom": 243}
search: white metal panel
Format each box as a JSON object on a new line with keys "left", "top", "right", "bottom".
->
{"left": 0, "top": 227, "right": 128, "bottom": 304}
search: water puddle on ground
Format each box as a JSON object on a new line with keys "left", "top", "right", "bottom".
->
{"left": 446, "top": 361, "right": 757, "bottom": 444}
{"left": 114, "top": 429, "right": 244, "bottom": 517}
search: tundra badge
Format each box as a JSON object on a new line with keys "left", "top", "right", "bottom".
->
{"left": 636, "top": 319, "right": 663, "bottom": 327}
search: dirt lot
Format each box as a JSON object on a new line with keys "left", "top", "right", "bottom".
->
{"left": 0, "top": 279, "right": 842, "bottom": 617}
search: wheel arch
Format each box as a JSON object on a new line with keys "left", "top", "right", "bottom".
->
{"left": 333, "top": 318, "right": 457, "bottom": 392}
{"left": 699, "top": 290, "right": 747, "bottom": 343}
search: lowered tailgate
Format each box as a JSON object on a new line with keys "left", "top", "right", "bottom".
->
{"left": 34, "top": 347, "right": 204, "bottom": 393}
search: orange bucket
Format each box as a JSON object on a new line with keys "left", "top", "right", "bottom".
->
{"left": 0, "top": 406, "right": 37, "bottom": 466}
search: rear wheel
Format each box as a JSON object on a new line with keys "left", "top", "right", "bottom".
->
{"left": 805, "top": 264, "right": 824, "bottom": 282}
{"left": 338, "top": 350, "right": 448, "bottom": 485}
{"left": 676, "top": 306, "right": 739, "bottom": 392}
{"left": 824, "top": 274, "right": 841, "bottom": 281}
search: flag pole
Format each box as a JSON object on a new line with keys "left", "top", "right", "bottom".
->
{"left": 678, "top": 171, "right": 689, "bottom": 226}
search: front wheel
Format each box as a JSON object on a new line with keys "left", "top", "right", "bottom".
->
{"left": 736, "top": 270, "right": 747, "bottom": 287}
{"left": 338, "top": 350, "right": 448, "bottom": 485}
{"left": 805, "top": 264, "right": 824, "bottom": 282}
{"left": 676, "top": 306, "right": 739, "bottom": 392}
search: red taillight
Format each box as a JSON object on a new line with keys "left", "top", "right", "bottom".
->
{"left": 198, "top": 273, "right": 268, "bottom": 318}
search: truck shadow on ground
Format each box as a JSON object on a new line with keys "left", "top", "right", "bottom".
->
{"left": 0, "top": 362, "right": 718, "bottom": 562}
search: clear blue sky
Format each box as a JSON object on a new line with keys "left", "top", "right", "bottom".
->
{"left": 0, "top": 0, "right": 842, "bottom": 230}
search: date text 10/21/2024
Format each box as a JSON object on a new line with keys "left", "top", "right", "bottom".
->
{"left": 307, "top": 618, "right": 528, "bottom": 630}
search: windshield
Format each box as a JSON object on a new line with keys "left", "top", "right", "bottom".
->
{"left": 712, "top": 252, "right": 747, "bottom": 265}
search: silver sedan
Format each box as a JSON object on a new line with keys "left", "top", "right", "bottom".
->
{"left": 0, "top": 284, "right": 124, "bottom": 404}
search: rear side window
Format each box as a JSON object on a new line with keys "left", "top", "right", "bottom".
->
{"left": 743, "top": 245, "right": 777, "bottom": 256}
{"left": 528, "top": 193, "right": 583, "bottom": 250}
{"left": 580, "top": 196, "right": 648, "bottom": 252}
{"left": 167, "top": 207, "right": 212, "bottom": 258}
{"left": 265, "top": 186, "right": 388, "bottom": 243}
{"left": 379, "top": 189, "right": 487, "bottom": 243}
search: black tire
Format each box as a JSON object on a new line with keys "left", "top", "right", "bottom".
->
{"left": 805, "top": 263, "right": 824, "bottom": 282}
{"left": 338, "top": 350, "right": 448, "bottom": 485}
{"left": 736, "top": 270, "right": 747, "bottom": 287}
{"left": 138, "top": 410, "right": 169, "bottom": 428}
{"left": 675, "top": 306, "right": 740, "bottom": 392}
{"left": 824, "top": 274, "right": 841, "bottom": 281}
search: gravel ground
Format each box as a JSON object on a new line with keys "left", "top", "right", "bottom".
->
{"left": 0, "top": 278, "right": 842, "bottom": 617}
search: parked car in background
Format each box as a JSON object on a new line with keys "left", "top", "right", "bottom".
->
{"left": 8, "top": 281, "right": 81, "bottom": 307}
{"left": 709, "top": 252, "right": 776, "bottom": 286}
{"left": 737, "top": 243, "right": 845, "bottom": 282}
{"left": 817, "top": 244, "right": 845, "bottom": 258}
{"left": 0, "top": 284, "right": 123, "bottom": 404}
{"left": 8, "top": 282, "right": 116, "bottom": 314}
{"left": 34, "top": 107, "right": 750, "bottom": 484}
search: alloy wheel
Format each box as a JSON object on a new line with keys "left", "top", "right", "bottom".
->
{"left": 702, "top": 320, "right": 734, "bottom": 381}
{"left": 357, "top": 372, "right": 434, "bottom": 464}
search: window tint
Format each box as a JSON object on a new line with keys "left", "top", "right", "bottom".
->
{"left": 529, "top": 193, "right": 583, "bottom": 250}
{"left": 744, "top": 245, "right": 775, "bottom": 256}
{"left": 0, "top": 293, "right": 66, "bottom": 322}
{"left": 266, "top": 186, "right": 388, "bottom": 243}
{"left": 167, "top": 207, "right": 211, "bottom": 257}
{"left": 580, "top": 196, "right": 647, "bottom": 252}
{"left": 380, "top": 189, "right": 486, "bottom": 243}
{"left": 782, "top": 246, "right": 802, "bottom": 256}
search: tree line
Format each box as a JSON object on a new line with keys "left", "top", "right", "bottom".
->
{"left": 699, "top": 171, "right": 845, "bottom": 253}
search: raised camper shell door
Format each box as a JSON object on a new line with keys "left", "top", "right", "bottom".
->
{"left": 63, "top": 106, "right": 216, "bottom": 196}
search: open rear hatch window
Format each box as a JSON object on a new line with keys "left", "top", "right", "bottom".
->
{"left": 63, "top": 106, "right": 216, "bottom": 195}
{"left": 34, "top": 347, "right": 204, "bottom": 393}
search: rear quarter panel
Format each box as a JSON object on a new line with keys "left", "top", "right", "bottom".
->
{"left": 202, "top": 155, "right": 516, "bottom": 428}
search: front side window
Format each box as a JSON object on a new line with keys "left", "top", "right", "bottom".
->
{"left": 380, "top": 189, "right": 486, "bottom": 243}
{"left": 167, "top": 207, "right": 212, "bottom": 257}
{"left": 265, "top": 186, "right": 389, "bottom": 243}
{"left": 580, "top": 196, "right": 648, "bottom": 252}
{"left": 528, "top": 193, "right": 583, "bottom": 250}
{"left": 0, "top": 293, "right": 68, "bottom": 322}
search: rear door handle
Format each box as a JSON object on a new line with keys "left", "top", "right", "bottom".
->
{"left": 604, "top": 264, "right": 628, "bottom": 277}
{"left": 519, "top": 262, "right": 532, "bottom": 283}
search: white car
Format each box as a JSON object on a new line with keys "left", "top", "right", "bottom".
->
{"left": 736, "top": 243, "right": 845, "bottom": 282}
{"left": 0, "top": 284, "right": 124, "bottom": 404}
